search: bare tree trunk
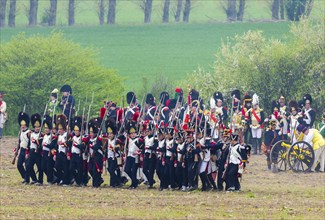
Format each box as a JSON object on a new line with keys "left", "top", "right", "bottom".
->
{"left": 107, "top": 0, "right": 116, "bottom": 24}
{"left": 305, "top": 0, "right": 314, "bottom": 17}
{"left": 227, "top": 0, "right": 236, "bottom": 22}
{"left": 0, "top": 0, "right": 6, "bottom": 28}
{"left": 237, "top": 0, "right": 245, "bottom": 21}
{"left": 29, "top": 0, "right": 38, "bottom": 26}
{"left": 279, "top": 0, "right": 284, "bottom": 19}
{"left": 144, "top": 0, "right": 152, "bottom": 23}
{"left": 174, "top": 0, "right": 182, "bottom": 22}
{"left": 98, "top": 0, "right": 104, "bottom": 25}
{"left": 48, "top": 0, "right": 57, "bottom": 26}
{"left": 183, "top": 0, "right": 191, "bottom": 23}
{"left": 162, "top": 0, "right": 170, "bottom": 23}
{"left": 271, "top": 0, "right": 279, "bottom": 20}
{"left": 8, "top": 0, "right": 16, "bottom": 27}
{"left": 68, "top": 0, "right": 75, "bottom": 26}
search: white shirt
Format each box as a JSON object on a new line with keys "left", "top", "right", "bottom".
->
{"left": 165, "top": 138, "right": 174, "bottom": 157}
{"left": 157, "top": 139, "right": 166, "bottom": 159}
{"left": 107, "top": 138, "right": 116, "bottom": 158}
{"left": 177, "top": 142, "right": 185, "bottom": 162}
{"left": 42, "top": 133, "right": 52, "bottom": 151}
{"left": 30, "top": 132, "right": 41, "bottom": 150}
{"left": 71, "top": 135, "right": 82, "bottom": 154}
{"left": 58, "top": 132, "right": 67, "bottom": 153}
{"left": 20, "top": 129, "right": 30, "bottom": 149}
{"left": 128, "top": 137, "right": 139, "bottom": 158}
{"left": 144, "top": 135, "right": 155, "bottom": 154}
{"left": 229, "top": 143, "right": 243, "bottom": 165}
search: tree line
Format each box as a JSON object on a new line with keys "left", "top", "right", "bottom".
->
{"left": 0, "top": 0, "right": 315, "bottom": 28}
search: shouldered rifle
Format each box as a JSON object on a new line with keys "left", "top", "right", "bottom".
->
{"left": 62, "top": 94, "right": 70, "bottom": 114}
{"left": 85, "top": 92, "right": 94, "bottom": 134}
{"left": 230, "top": 95, "right": 235, "bottom": 131}
{"left": 136, "top": 93, "right": 146, "bottom": 136}
{"left": 12, "top": 104, "right": 27, "bottom": 165}
{"left": 75, "top": 99, "right": 81, "bottom": 116}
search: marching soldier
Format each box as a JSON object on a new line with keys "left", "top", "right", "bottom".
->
{"left": 216, "top": 128, "right": 231, "bottom": 191}
{"left": 144, "top": 94, "right": 156, "bottom": 121}
{"left": 68, "top": 116, "right": 84, "bottom": 186}
{"left": 225, "top": 133, "right": 248, "bottom": 192}
{"left": 25, "top": 113, "right": 43, "bottom": 185}
{"left": 156, "top": 126, "right": 167, "bottom": 191}
{"left": 60, "top": 85, "right": 75, "bottom": 119}
{"left": 87, "top": 117, "right": 104, "bottom": 188}
{"left": 241, "top": 93, "right": 252, "bottom": 144}
{"left": 210, "top": 91, "right": 228, "bottom": 140}
{"left": 125, "top": 92, "right": 138, "bottom": 122}
{"left": 47, "top": 115, "right": 58, "bottom": 184}
{"left": 105, "top": 119, "right": 123, "bottom": 188}
{"left": 175, "top": 131, "right": 187, "bottom": 191}
{"left": 40, "top": 115, "right": 54, "bottom": 185}
{"left": 54, "top": 114, "right": 69, "bottom": 186}
{"left": 48, "top": 89, "right": 59, "bottom": 117}
{"left": 15, "top": 112, "right": 31, "bottom": 183}
{"left": 165, "top": 126, "right": 177, "bottom": 190}
{"left": 301, "top": 94, "right": 316, "bottom": 128}
{"left": 247, "top": 94, "right": 264, "bottom": 155}
{"left": 159, "top": 91, "right": 170, "bottom": 126}
{"left": 124, "top": 121, "right": 144, "bottom": 189}
{"left": 0, "top": 92, "right": 7, "bottom": 139}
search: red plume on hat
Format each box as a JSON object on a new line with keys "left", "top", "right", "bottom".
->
{"left": 132, "top": 111, "right": 140, "bottom": 122}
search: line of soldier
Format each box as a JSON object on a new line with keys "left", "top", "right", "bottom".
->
{"left": 13, "top": 85, "right": 322, "bottom": 192}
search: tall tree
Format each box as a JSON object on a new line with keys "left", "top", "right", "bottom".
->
{"left": 48, "top": 0, "right": 57, "bottom": 26}
{"left": 237, "top": 0, "right": 245, "bottom": 21}
{"left": 162, "top": 0, "right": 170, "bottom": 23}
{"left": 279, "top": 0, "right": 284, "bottom": 19}
{"left": 183, "top": 0, "right": 191, "bottom": 23}
{"left": 8, "top": 0, "right": 16, "bottom": 27}
{"left": 144, "top": 0, "right": 153, "bottom": 23}
{"left": 271, "top": 0, "right": 279, "bottom": 20}
{"left": 174, "top": 0, "right": 182, "bottom": 22}
{"left": 0, "top": 0, "right": 6, "bottom": 28}
{"left": 107, "top": 0, "right": 116, "bottom": 24}
{"left": 98, "top": 0, "right": 104, "bottom": 25}
{"left": 68, "top": 0, "right": 75, "bottom": 26}
{"left": 29, "top": 0, "right": 38, "bottom": 26}
{"left": 226, "top": 0, "right": 236, "bottom": 22}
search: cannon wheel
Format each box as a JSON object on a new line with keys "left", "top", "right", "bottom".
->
{"left": 287, "top": 141, "right": 315, "bottom": 172}
{"left": 270, "top": 140, "right": 290, "bottom": 172}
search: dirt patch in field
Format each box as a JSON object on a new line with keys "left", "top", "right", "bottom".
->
{"left": 0, "top": 137, "right": 324, "bottom": 219}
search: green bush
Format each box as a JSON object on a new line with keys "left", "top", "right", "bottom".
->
{"left": 0, "top": 32, "right": 124, "bottom": 135}
{"left": 182, "top": 18, "right": 324, "bottom": 117}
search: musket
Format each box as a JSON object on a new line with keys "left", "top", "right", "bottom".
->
{"left": 230, "top": 95, "right": 235, "bottom": 131}
{"left": 85, "top": 92, "right": 94, "bottom": 134}
{"left": 152, "top": 94, "right": 166, "bottom": 137}
{"left": 62, "top": 93, "right": 70, "bottom": 114}
{"left": 117, "top": 96, "right": 125, "bottom": 136}
{"left": 136, "top": 93, "right": 146, "bottom": 136}
{"left": 75, "top": 99, "right": 81, "bottom": 116}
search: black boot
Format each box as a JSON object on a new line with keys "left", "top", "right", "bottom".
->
{"left": 208, "top": 173, "right": 217, "bottom": 190}
{"left": 200, "top": 173, "right": 210, "bottom": 191}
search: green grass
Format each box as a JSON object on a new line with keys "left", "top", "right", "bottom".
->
{"left": 1, "top": 22, "right": 292, "bottom": 89}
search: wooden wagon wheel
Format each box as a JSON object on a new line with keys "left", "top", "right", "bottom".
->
{"left": 287, "top": 141, "right": 315, "bottom": 172}
{"left": 270, "top": 140, "right": 290, "bottom": 172}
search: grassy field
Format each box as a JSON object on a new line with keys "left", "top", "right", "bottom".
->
{"left": 1, "top": 22, "right": 292, "bottom": 89}
{"left": 0, "top": 137, "right": 324, "bottom": 219}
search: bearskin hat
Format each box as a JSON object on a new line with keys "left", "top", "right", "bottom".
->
{"left": 243, "top": 93, "right": 252, "bottom": 107}
{"left": 303, "top": 94, "right": 312, "bottom": 105}
{"left": 145, "top": 121, "right": 155, "bottom": 131}
{"left": 189, "top": 89, "right": 199, "bottom": 101}
{"left": 166, "top": 127, "right": 174, "bottom": 136}
{"left": 289, "top": 100, "right": 299, "bottom": 112}
{"left": 176, "top": 131, "right": 185, "bottom": 140}
{"left": 231, "top": 89, "right": 241, "bottom": 100}
{"left": 126, "top": 92, "right": 136, "bottom": 104}
{"left": 105, "top": 119, "right": 116, "bottom": 135}
{"left": 126, "top": 121, "right": 137, "bottom": 134}
{"left": 73, "top": 116, "right": 82, "bottom": 131}
{"left": 88, "top": 117, "right": 102, "bottom": 134}
{"left": 214, "top": 91, "right": 224, "bottom": 102}
{"left": 146, "top": 93, "right": 155, "bottom": 106}
{"left": 158, "top": 126, "right": 165, "bottom": 135}
{"left": 31, "top": 113, "right": 42, "bottom": 128}
{"left": 298, "top": 100, "right": 304, "bottom": 111}
{"left": 160, "top": 92, "right": 169, "bottom": 106}
{"left": 271, "top": 100, "right": 280, "bottom": 111}
{"left": 168, "top": 99, "right": 177, "bottom": 109}
{"left": 56, "top": 114, "right": 67, "bottom": 130}
{"left": 43, "top": 114, "right": 53, "bottom": 129}
{"left": 60, "top": 85, "right": 72, "bottom": 94}
{"left": 18, "top": 112, "right": 30, "bottom": 127}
